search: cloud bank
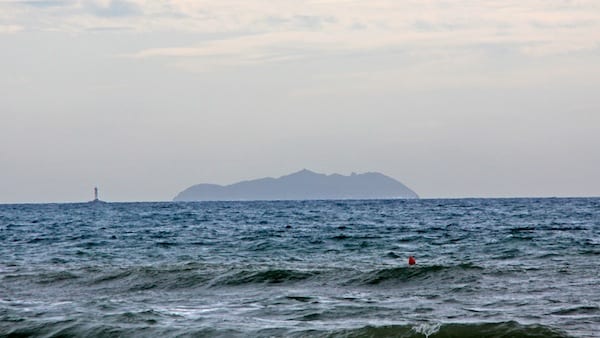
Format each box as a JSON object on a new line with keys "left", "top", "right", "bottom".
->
{"left": 3, "top": 0, "right": 599, "bottom": 67}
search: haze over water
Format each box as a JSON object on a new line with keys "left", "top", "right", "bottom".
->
{"left": 1, "top": 198, "right": 598, "bottom": 337}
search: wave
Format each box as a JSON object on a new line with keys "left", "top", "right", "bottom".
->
{"left": 0, "top": 321, "right": 573, "bottom": 338}
{"left": 351, "top": 263, "right": 483, "bottom": 286}
{"left": 0, "top": 321, "right": 240, "bottom": 338}
{"left": 2, "top": 262, "right": 489, "bottom": 292}
{"left": 320, "top": 322, "right": 572, "bottom": 338}
{"left": 550, "top": 305, "right": 600, "bottom": 316}
{"left": 211, "top": 268, "right": 319, "bottom": 286}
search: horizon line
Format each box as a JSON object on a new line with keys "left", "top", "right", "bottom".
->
{"left": 1, "top": 195, "right": 599, "bottom": 206}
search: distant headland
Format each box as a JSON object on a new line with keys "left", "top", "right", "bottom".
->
{"left": 173, "top": 169, "right": 419, "bottom": 201}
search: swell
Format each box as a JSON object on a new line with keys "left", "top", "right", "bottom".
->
{"left": 2, "top": 262, "right": 486, "bottom": 292}
{"left": 0, "top": 321, "right": 240, "bottom": 338}
{"left": 350, "top": 263, "right": 484, "bottom": 286}
{"left": 211, "top": 268, "right": 319, "bottom": 286}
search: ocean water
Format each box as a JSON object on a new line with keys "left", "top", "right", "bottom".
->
{"left": 0, "top": 198, "right": 599, "bottom": 337}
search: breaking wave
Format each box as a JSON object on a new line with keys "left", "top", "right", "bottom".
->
{"left": 0, "top": 321, "right": 572, "bottom": 338}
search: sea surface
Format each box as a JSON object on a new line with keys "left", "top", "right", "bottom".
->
{"left": 1, "top": 198, "right": 599, "bottom": 337}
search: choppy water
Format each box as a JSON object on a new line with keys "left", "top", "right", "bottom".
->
{"left": 1, "top": 198, "right": 599, "bottom": 337}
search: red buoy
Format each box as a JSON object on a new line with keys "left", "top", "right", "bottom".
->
{"left": 408, "top": 256, "right": 416, "bottom": 265}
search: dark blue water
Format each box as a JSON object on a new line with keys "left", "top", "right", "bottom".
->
{"left": 1, "top": 198, "right": 599, "bottom": 337}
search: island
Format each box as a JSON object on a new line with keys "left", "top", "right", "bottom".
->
{"left": 173, "top": 169, "right": 419, "bottom": 201}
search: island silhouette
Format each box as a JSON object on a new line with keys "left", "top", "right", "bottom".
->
{"left": 173, "top": 169, "right": 418, "bottom": 201}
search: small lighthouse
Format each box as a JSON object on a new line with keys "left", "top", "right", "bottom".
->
{"left": 89, "top": 186, "right": 105, "bottom": 204}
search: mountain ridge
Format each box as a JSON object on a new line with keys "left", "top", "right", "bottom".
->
{"left": 173, "top": 169, "right": 418, "bottom": 201}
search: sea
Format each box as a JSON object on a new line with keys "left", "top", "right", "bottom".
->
{"left": 0, "top": 198, "right": 599, "bottom": 337}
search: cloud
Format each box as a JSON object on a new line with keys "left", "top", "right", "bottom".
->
{"left": 6, "top": 0, "right": 141, "bottom": 17}
{"left": 83, "top": 0, "right": 141, "bottom": 17}
{"left": 4, "top": 0, "right": 600, "bottom": 66}
{"left": 128, "top": 1, "right": 599, "bottom": 69}
{"left": 262, "top": 15, "right": 336, "bottom": 30}
{"left": 129, "top": 30, "right": 390, "bottom": 58}
{"left": 0, "top": 25, "right": 24, "bottom": 33}
{"left": 15, "top": 0, "right": 73, "bottom": 8}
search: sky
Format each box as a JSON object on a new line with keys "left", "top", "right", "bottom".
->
{"left": 1, "top": 0, "right": 599, "bottom": 203}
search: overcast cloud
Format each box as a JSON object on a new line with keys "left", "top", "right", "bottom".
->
{"left": 1, "top": 0, "right": 599, "bottom": 202}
